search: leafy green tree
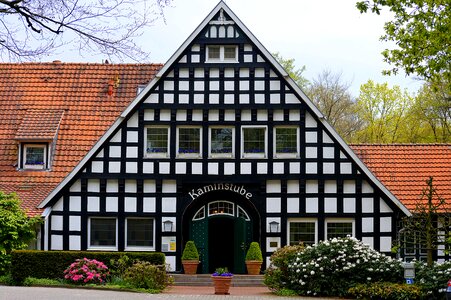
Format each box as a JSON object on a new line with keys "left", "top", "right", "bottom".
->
{"left": 272, "top": 52, "right": 309, "bottom": 90}
{"left": 0, "top": 191, "right": 41, "bottom": 274}
{"left": 356, "top": 0, "right": 451, "bottom": 85}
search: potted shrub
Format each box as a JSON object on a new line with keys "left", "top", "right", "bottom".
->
{"left": 245, "top": 242, "right": 263, "bottom": 275}
{"left": 181, "top": 240, "right": 199, "bottom": 274}
{"left": 211, "top": 267, "right": 233, "bottom": 294}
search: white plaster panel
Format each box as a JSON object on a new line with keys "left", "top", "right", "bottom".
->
{"left": 144, "top": 109, "right": 154, "bottom": 121}
{"left": 165, "top": 256, "right": 176, "bottom": 272}
{"left": 126, "top": 162, "right": 138, "bottom": 173}
{"left": 343, "top": 180, "right": 356, "bottom": 194}
{"left": 240, "top": 80, "right": 249, "bottom": 90}
{"left": 51, "top": 235, "right": 63, "bottom": 250}
{"left": 192, "top": 162, "right": 203, "bottom": 174}
{"left": 324, "top": 180, "right": 337, "bottom": 193}
{"left": 362, "top": 181, "right": 374, "bottom": 193}
{"left": 106, "top": 180, "right": 118, "bottom": 193}
{"left": 380, "top": 198, "right": 393, "bottom": 213}
{"left": 289, "top": 110, "right": 300, "bottom": 121}
{"left": 324, "top": 197, "right": 337, "bottom": 213}
{"left": 362, "top": 197, "right": 374, "bottom": 213}
{"left": 254, "top": 80, "right": 265, "bottom": 91}
{"left": 143, "top": 162, "right": 154, "bottom": 174}
{"left": 285, "top": 94, "right": 298, "bottom": 104}
{"left": 163, "top": 180, "right": 177, "bottom": 193}
{"left": 305, "top": 131, "right": 317, "bottom": 143}
{"left": 162, "top": 197, "right": 177, "bottom": 212}
{"left": 224, "top": 94, "right": 234, "bottom": 104}
{"left": 194, "top": 81, "right": 204, "bottom": 91}
{"left": 145, "top": 93, "right": 158, "bottom": 104}
{"left": 257, "top": 110, "right": 267, "bottom": 121}
{"left": 287, "top": 180, "right": 299, "bottom": 193}
{"left": 179, "top": 94, "right": 189, "bottom": 104}
{"left": 176, "top": 162, "right": 186, "bottom": 174}
{"left": 144, "top": 180, "right": 156, "bottom": 193}
{"left": 176, "top": 111, "right": 187, "bottom": 122}
{"left": 125, "top": 197, "right": 137, "bottom": 212}
{"left": 362, "top": 237, "right": 374, "bottom": 248}
{"left": 69, "top": 216, "right": 81, "bottom": 231}
{"left": 305, "top": 112, "right": 317, "bottom": 128}
{"left": 239, "top": 94, "right": 249, "bottom": 104}
{"left": 224, "top": 81, "right": 234, "bottom": 91}
{"left": 95, "top": 149, "right": 102, "bottom": 158}
{"left": 159, "top": 162, "right": 170, "bottom": 174}
{"left": 255, "top": 94, "right": 265, "bottom": 104}
{"left": 257, "top": 55, "right": 265, "bottom": 62}
{"left": 179, "top": 81, "right": 189, "bottom": 91}
{"left": 322, "top": 131, "right": 333, "bottom": 143}
{"left": 244, "top": 54, "right": 253, "bottom": 62}
{"left": 164, "top": 94, "right": 174, "bottom": 104}
{"left": 343, "top": 198, "right": 356, "bottom": 213}
{"left": 126, "top": 147, "right": 138, "bottom": 158}
{"left": 305, "top": 180, "right": 318, "bottom": 193}
{"left": 51, "top": 215, "right": 63, "bottom": 231}
{"left": 179, "top": 55, "right": 187, "bottom": 63}
{"left": 240, "top": 68, "right": 249, "bottom": 77}
{"left": 305, "top": 198, "right": 319, "bottom": 213}
{"left": 109, "top": 161, "right": 121, "bottom": 173}
{"left": 305, "top": 162, "right": 317, "bottom": 174}
{"left": 69, "top": 236, "right": 81, "bottom": 250}
{"left": 127, "top": 113, "right": 139, "bottom": 127}
{"left": 323, "top": 147, "right": 335, "bottom": 158}
{"left": 88, "top": 179, "right": 100, "bottom": 192}
{"left": 224, "top": 162, "right": 235, "bottom": 175}
{"left": 209, "top": 110, "right": 219, "bottom": 121}
{"left": 70, "top": 180, "right": 81, "bottom": 192}
{"left": 266, "top": 198, "right": 281, "bottom": 213}
{"left": 53, "top": 197, "right": 63, "bottom": 211}
{"left": 164, "top": 80, "right": 174, "bottom": 91}
{"left": 270, "top": 80, "right": 280, "bottom": 91}
{"left": 255, "top": 68, "right": 265, "bottom": 77}
{"left": 305, "top": 147, "right": 317, "bottom": 158}
{"left": 273, "top": 162, "right": 284, "bottom": 174}
{"left": 270, "top": 94, "right": 281, "bottom": 104}
{"left": 160, "top": 110, "right": 171, "bottom": 121}
{"left": 209, "top": 94, "right": 219, "bottom": 104}
{"left": 266, "top": 237, "right": 281, "bottom": 252}
{"left": 273, "top": 110, "right": 284, "bottom": 121}
{"left": 179, "top": 68, "right": 189, "bottom": 78}
{"left": 125, "top": 180, "right": 137, "bottom": 193}
{"left": 380, "top": 217, "right": 392, "bottom": 232}
{"left": 194, "top": 68, "right": 204, "bottom": 77}
{"left": 69, "top": 196, "right": 81, "bottom": 212}
{"left": 143, "top": 197, "right": 156, "bottom": 213}
{"left": 193, "top": 94, "right": 204, "bottom": 104}
{"left": 240, "top": 162, "right": 252, "bottom": 174}
{"left": 224, "top": 68, "right": 234, "bottom": 77}
{"left": 362, "top": 218, "right": 374, "bottom": 233}
{"left": 380, "top": 237, "right": 392, "bottom": 252}
{"left": 287, "top": 198, "right": 299, "bottom": 213}
{"left": 241, "top": 110, "right": 251, "bottom": 121}
{"left": 87, "top": 196, "right": 100, "bottom": 212}
{"left": 266, "top": 180, "right": 281, "bottom": 193}
{"left": 106, "top": 197, "right": 118, "bottom": 212}
{"left": 256, "top": 162, "right": 267, "bottom": 174}
{"left": 109, "top": 146, "right": 121, "bottom": 158}
{"left": 340, "top": 151, "right": 347, "bottom": 159}
{"left": 224, "top": 110, "right": 235, "bottom": 121}
{"left": 192, "top": 110, "right": 203, "bottom": 121}
{"left": 289, "top": 162, "right": 300, "bottom": 174}
{"left": 340, "top": 163, "right": 353, "bottom": 174}
{"left": 110, "top": 129, "right": 122, "bottom": 142}
{"left": 323, "top": 162, "right": 335, "bottom": 174}
{"left": 127, "top": 131, "right": 138, "bottom": 143}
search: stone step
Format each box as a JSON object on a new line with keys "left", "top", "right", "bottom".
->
{"left": 171, "top": 274, "right": 265, "bottom": 287}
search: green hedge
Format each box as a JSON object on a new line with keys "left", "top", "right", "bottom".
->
{"left": 11, "top": 250, "right": 165, "bottom": 283}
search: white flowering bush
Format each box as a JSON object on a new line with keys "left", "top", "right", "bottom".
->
{"left": 288, "top": 236, "right": 404, "bottom": 297}
{"left": 415, "top": 260, "right": 451, "bottom": 298}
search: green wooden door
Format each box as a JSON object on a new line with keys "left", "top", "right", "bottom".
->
{"left": 233, "top": 217, "right": 247, "bottom": 273}
{"left": 190, "top": 217, "right": 209, "bottom": 273}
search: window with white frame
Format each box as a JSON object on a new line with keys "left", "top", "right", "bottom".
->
{"left": 146, "top": 127, "right": 169, "bottom": 157}
{"left": 23, "top": 144, "right": 47, "bottom": 169}
{"left": 177, "top": 127, "right": 201, "bottom": 157}
{"left": 242, "top": 127, "right": 266, "bottom": 158}
{"left": 208, "top": 201, "right": 234, "bottom": 216}
{"left": 206, "top": 45, "right": 238, "bottom": 62}
{"left": 288, "top": 219, "right": 317, "bottom": 246}
{"left": 274, "top": 127, "right": 299, "bottom": 157}
{"left": 325, "top": 219, "right": 354, "bottom": 240}
{"left": 210, "top": 127, "right": 234, "bottom": 157}
{"left": 89, "top": 218, "right": 117, "bottom": 249}
{"left": 126, "top": 218, "right": 154, "bottom": 250}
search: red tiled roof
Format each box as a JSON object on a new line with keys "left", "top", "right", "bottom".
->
{"left": 0, "top": 62, "right": 162, "bottom": 216}
{"left": 350, "top": 144, "right": 451, "bottom": 211}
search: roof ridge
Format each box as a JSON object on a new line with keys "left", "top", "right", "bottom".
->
{"left": 350, "top": 143, "right": 451, "bottom": 146}
{"left": 0, "top": 62, "right": 164, "bottom": 66}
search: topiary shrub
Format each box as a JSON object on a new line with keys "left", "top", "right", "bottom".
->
{"left": 123, "top": 261, "right": 170, "bottom": 291}
{"left": 181, "top": 241, "right": 199, "bottom": 261}
{"left": 287, "top": 236, "right": 404, "bottom": 297}
{"left": 246, "top": 242, "right": 263, "bottom": 261}
{"left": 348, "top": 282, "right": 422, "bottom": 299}
{"left": 415, "top": 260, "right": 451, "bottom": 299}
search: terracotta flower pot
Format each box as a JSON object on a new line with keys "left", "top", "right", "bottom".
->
{"left": 245, "top": 260, "right": 262, "bottom": 275}
{"left": 211, "top": 275, "right": 233, "bottom": 295}
{"left": 182, "top": 260, "right": 199, "bottom": 274}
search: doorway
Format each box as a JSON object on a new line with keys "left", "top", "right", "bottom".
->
{"left": 208, "top": 217, "right": 234, "bottom": 272}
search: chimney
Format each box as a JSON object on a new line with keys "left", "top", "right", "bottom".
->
{"left": 107, "top": 79, "right": 114, "bottom": 96}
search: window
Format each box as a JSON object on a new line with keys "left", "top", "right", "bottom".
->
{"left": 242, "top": 127, "right": 266, "bottom": 158}
{"left": 288, "top": 219, "right": 317, "bottom": 246}
{"left": 126, "top": 218, "right": 154, "bottom": 250}
{"left": 208, "top": 201, "right": 234, "bottom": 216}
{"left": 177, "top": 127, "right": 201, "bottom": 157}
{"left": 325, "top": 219, "right": 354, "bottom": 239}
{"left": 193, "top": 207, "right": 206, "bottom": 221}
{"left": 206, "top": 45, "right": 238, "bottom": 62}
{"left": 210, "top": 127, "right": 233, "bottom": 157}
{"left": 275, "top": 127, "right": 298, "bottom": 157}
{"left": 23, "top": 144, "right": 47, "bottom": 170}
{"left": 146, "top": 127, "right": 169, "bottom": 157}
{"left": 89, "top": 218, "right": 117, "bottom": 250}
{"left": 237, "top": 206, "right": 250, "bottom": 220}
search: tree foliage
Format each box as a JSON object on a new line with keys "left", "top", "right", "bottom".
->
{"left": 356, "top": 0, "right": 451, "bottom": 85}
{"left": 273, "top": 52, "right": 309, "bottom": 90}
{"left": 0, "top": 0, "right": 171, "bottom": 61}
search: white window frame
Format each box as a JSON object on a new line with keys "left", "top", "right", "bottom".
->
{"left": 209, "top": 126, "right": 234, "bottom": 158}
{"left": 287, "top": 218, "right": 318, "bottom": 246}
{"left": 206, "top": 45, "right": 238, "bottom": 63}
{"left": 88, "top": 217, "right": 118, "bottom": 251}
{"left": 241, "top": 126, "right": 267, "bottom": 159}
{"left": 176, "top": 126, "right": 202, "bottom": 158}
{"left": 22, "top": 143, "right": 47, "bottom": 170}
{"left": 325, "top": 218, "right": 355, "bottom": 240}
{"left": 274, "top": 126, "right": 299, "bottom": 158}
{"left": 208, "top": 201, "right": 235, "bottom": 217}
{"left": 192, "top": 206, "right": 206, "bottom": 221}
{"left": 237, "top": 205, "right": 250, "bottom": 221}
{"left": 125, "top": 217, "right": 155, "bottom": 251}
{"left": 145, "top": 126, "right": 170, "bottom": 158}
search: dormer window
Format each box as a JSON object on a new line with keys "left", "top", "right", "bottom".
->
{"left": 206, "top": 45, "right": 238, "bottom": 62}
{"left": 23, "top": 144, "right": 47, "bottom": 170}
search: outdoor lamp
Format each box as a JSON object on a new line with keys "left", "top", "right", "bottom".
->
{"left": 269, "top": 221, "right": 279, "bottom": 233}
{"left": 163, "top": 220, "right": 174, "bottom": 232}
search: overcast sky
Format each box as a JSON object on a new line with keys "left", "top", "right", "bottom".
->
{"left": 49, "top": 0, "right": 423, "bottom": 97}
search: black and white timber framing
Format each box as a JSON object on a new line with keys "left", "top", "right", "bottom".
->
{"left": 38, "top": 1, "right": 411, "bottom": 273}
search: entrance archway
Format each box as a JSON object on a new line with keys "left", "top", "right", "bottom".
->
{"left": 187, "top": 200, "right": 255, "bottom": 273}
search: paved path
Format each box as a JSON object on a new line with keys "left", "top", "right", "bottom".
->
{"left": 0, "top": 286, "right": 341, "bottom": 299}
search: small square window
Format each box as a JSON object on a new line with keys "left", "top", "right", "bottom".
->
{"left": 208, "top": 46, "right": 220, "bottom": 59}
{"left": 146, "top": 127, "right": 169, "bottom": 157}
{"left": 206, "top": 45, "right": 238, "bottom": 62}
{"left": 275, "top": 127, "right": 298, "bottom": 157}
{"left": 242, "top": 127, "right": 266, "bottom": 158}
{"left": 224, "top": 46, "right": 237, "bottom": 60}
{"left": 23, "top": 144, "right": 47, "bottom": 170}
{"left": 126, "top": 218, "right": 154, "bottom": 250}
{"left": 89, "top": 218, "right": 117, "bottom": 249}
{"left": 210, "top": 127, "right": 233, "bottom": 157}
{"left": 178, "top": 127, "right": 201, "bottom": 157}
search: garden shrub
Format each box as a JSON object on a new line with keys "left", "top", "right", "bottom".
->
{"left": 415, "top": 260, "right": 451, "bottom": 299}
{"left": 11, "top": 250, "right": 165, "bottom": 284}
{"left": 348, "top": 282, "right": 422, "bottom": 300}
{"left": 287, "top": 236, "right": 404, "bottom": 297}
{"left": 64, "top": 258, "right": 109, "bottom": 284}
{"left": 246, "top": 242, "right": 263, "bottom": 261}
{"left": 122, "top": 261, "right": 170, "bottom": 291}
{"left": 109, "top": 255, "right": 134, "bottom": 278}
{"left": 181, "top": 241, "right": 199, "bottom": 261}
{"left": 264, "top": 243, "right": 304, "bottom": 291}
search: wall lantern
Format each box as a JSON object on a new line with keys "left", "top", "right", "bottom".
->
{"left": 163, "top": 220, "right": 174, "bottom": 232}
{"left": 269, "top": 221, "right": 279, "bottom": 233}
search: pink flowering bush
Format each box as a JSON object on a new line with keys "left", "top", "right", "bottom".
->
{"left": 64, "top": 258, "right": 109, "bottom": 284}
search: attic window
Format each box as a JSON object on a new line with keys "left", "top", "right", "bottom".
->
{"left": 206, "top": 45, "right": 238, "bottom": 62}
{"left": 23, "top": 144, "right": 47, "bottom": 169}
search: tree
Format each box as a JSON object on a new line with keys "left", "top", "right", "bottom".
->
{"left": 307, "top": 70, "right": 362, "bottom": 142}
{"left": 0, "top": 191, "right": 41, "bottom": 274}
{"left": 0, "top": 0, "right": 171, "bottom": 61}
{"left": 272, "top": 52, "right": 309, "bottom": 91}
{"left": 356, "top": 0, "right": 451, "bottom": 85}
